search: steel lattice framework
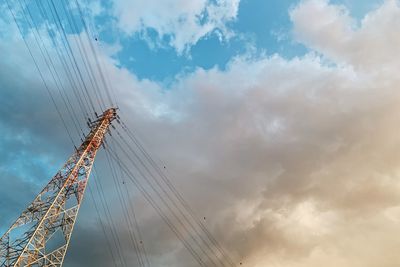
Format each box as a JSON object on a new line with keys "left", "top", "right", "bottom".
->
{"left": 0, "top": 108, "right": 117, "bottom": 267}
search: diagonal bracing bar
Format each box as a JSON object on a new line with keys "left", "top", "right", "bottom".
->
{"left": 0, "top": 108, "right": 117, "bottom": 267}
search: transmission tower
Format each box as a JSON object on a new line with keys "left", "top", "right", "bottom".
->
{"left": 0, "top": 108, "right": 117, "bottom": 267}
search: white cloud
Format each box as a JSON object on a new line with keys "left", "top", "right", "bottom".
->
{"left": 103, "top": 1, "right": 400, "bottom": 265}
{"left": 111, "top": 0, "right": 240, "bottom": 54}
{"left": 290, "top": 0, "right": 400, "bottom": 69}
{"left": 103, "top": 52, "right": 400, "bottom": 266}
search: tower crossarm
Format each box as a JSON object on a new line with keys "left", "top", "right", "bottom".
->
{"left": 0, "top": 108, "right": 117, "bottom": 267}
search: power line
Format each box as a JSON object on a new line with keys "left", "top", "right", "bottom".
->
{"left": 119, "top": 120, "right": 236, "bottom": 266}
{"left": 57, "top": 0, "right": 107, "bottom": 110}
{"left": 116, "top": 157, "right": 151, "bottom": 267}
{"left": 6, "top": 1, "right": 235, "bottom": 265}
{"left": 87, "top": 185, "right": 118, "bottom": 267}
{"left": 104, "top": 145, "right": 146, "bottom": 267}
{"left": 34, "top": 0, "right": 92, "bottom": 124}
{"left": 106, "top": 143, "right": 208, "bottom": 267}
{"left": 45, "top": 0, "right": 98, "bottom": 115}
{"left": 6, "top": 0, "right": 76, "bottom": 148}
{"left": 73, "top": 0, "right": 115, "bottom": 107}
{"left": 111, "top": 131, "right": 221, "bottom": 267}
{"left": 20, "top": 0, "right": 83, "bottom": 139}
{"left": 92, "top": 167, "right": 128, "bottom": 267}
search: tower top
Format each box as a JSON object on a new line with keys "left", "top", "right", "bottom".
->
{"left": 101, "top": 107, "right": 118, "bottom": 121}
{"left": 88, "top": 108, "right": 118, "bottom": 130}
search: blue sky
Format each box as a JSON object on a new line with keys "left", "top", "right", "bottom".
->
{"left": 6, "top": 0, "right": 384, "bottom": 82}
{"left": 93, "top": 0, "right": 383, "bottom": 81}
{"left": 1, "top": 0, "right": 400, "bottom": 266}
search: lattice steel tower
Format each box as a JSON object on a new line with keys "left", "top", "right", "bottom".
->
{"left": 0, "top": 108, "right": 117, "bottom": 267}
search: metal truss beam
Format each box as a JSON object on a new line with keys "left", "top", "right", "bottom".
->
{"left": 0, "top": 108, "right": 117, "bottom": 267}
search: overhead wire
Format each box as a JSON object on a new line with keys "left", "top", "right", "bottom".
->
{"left": 91, "top": 167, "right": 128, "bottom": 267}
{"left": 8, "top": 0, "right": 235, "bottom": 265}
{"left": 73, "top": 0, "right": 115, "bottom": 107}
{"left": 56, "top": 0, "right": 107, "bottom": 111}
{"left": 103, "top": 143, "right": 146, "bottom": 267}
{"left": 113, "top": 119, "right": 236, "bottom": 266}
{"left": 7, "top": 1, "right": 131, "bottom": 265}
{"left": 35, "top": 0, "right": 90, "bottom": 122}
{"left": 87, "top": 185, "right": 118, "bottom": 267}
{"left": 80, "top": 10, "right": 119, "bottom": 109}
{"left": 44, "top": 0, "right": 98, "bottom": 115}
{"left": 116, "top": 157, "right": 151, "bottom": 267}
{"left": 106, "top": 144, "right": 207, "bottom": 267}
{"left": 111, "top": 130, "right": 221, "bottom": 267}
{"left": 36, "top": 0, "right": 93, "bottom": 124}
{"left": 21, "top": 1, "right": 131, "bottom": 264}
{"left": 47, "top": 0, "right": 105, "bottom": 112}
{"left": 19, "top": 0, "right": 83, "bottom": 139}
{"left": 5, "top": 0, "right": 75, "bottom": 148}
{"left": 119, "top": 120, "right": 236, "bottom": 267}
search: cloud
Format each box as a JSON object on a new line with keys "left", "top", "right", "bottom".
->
{"left": 110, "top": 0, "right": 240, "bottom": 54}
{"left": 290, "top": 0, "right": 400, "bottom": 69}
{"left": 2, "top": 1, "right": 400, "bottom": 267}
{"left": 103, "top": 1, "right": 400, "bottom": 265}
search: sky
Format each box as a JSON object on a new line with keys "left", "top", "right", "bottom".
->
{"left": 2, "top": 0, "right": 400, "bottom": 266}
